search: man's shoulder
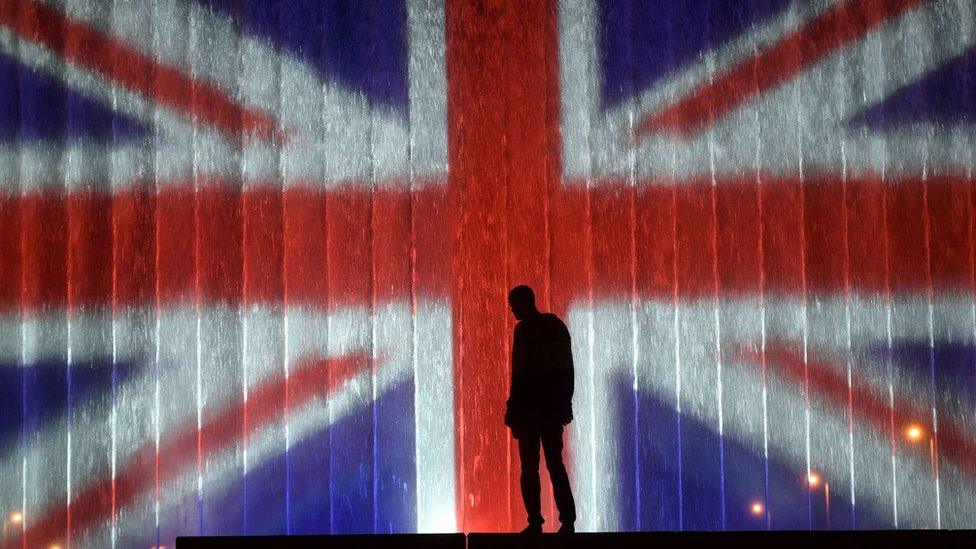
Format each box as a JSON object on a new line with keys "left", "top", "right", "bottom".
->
{"left": 515, "top": 313, "right": 566, "bottom": 328}
{"left": 541, "top": 313, "right": 569, "bottom": 336}
{"left": 514, "top": 312, "right": 570, "bottom": 343}
{"left": 540, "top": 312, "right": 566, "bottom": 325}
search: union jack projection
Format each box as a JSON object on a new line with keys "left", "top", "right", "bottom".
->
{"left": 0, "top": 0, "right": 974, "bottom": 547}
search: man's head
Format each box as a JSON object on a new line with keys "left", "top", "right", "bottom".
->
{"left": 508, "top": 285, "right": 538, "bottom": 320}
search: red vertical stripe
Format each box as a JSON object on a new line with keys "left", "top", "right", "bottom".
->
{"left": 512, "top": 3, "right": 566, "bottom": 520}
{"left": 504, "top": 18, "right": 559, "bottom": 528}
{"left": 447, "top": 0, "right": 564, "bottom": 531}
{"left": 549, "top": 187, "right": 591, "bottom": 312}
{"left": 447, "top": 0, "right": 510, "bottom": 531}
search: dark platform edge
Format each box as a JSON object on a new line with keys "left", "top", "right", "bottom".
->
{"left": 177, "top": 529, "right": 976, "bottom": 548}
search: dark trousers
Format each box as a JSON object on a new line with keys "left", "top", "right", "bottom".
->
{"left": 516, "top": 423, "right": 576, "bottom": 527}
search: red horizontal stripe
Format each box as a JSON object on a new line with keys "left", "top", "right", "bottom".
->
{"left": 21, "top": 353, "right": 370, "bottom": 547}
{"left": 0, "top": 175, "right": 972, "bottom": 313}
{"left": 578, "top": 174, "right": 973, "bottom": 299}
{"left": 635, "top": 0, "right": 928, "bottom": 139}
{"left": 0, "top": 182, "right": 451, "bottom": 312}
{"left": 0, "top": 0, "right": 280, "bottom": 141}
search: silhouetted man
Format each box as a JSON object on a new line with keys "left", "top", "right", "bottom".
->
{"left": 504, "top": 285, "right": 577, "bottom": 533}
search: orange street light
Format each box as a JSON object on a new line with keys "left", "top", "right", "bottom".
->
{"left": 905, "top": 423, "right": 925, "bottom": 442}
{"left": 807, "top": 472, "right": 822, "bottom": 488}
{"left": 3, "top": 511, "right": 24, "bottom": 546}
{"left": 750, "top": 501, "right": 765, "bottom": 516}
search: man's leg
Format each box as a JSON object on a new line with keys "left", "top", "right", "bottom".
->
{"left": 541, "top": 424, "right": 576, "bottom": 528}
{"left": 517, "top": 430, "right": 544, "bottom": 528}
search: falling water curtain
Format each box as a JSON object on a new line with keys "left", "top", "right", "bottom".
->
{"left": 0, "top": 0, "right": 974, "bottom": 547}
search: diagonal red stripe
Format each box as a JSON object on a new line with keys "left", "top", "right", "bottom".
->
{"left": 0, "top": 0, "right": 281, "bottom": 141}
{"left": 735, "top": 341, "right": 976, "bottom": 479}
{"left": 19, "top": 353, "right": 370, "bottom": 547}
{"left": 635, "top": 0, "right": 929, "bottom": 139}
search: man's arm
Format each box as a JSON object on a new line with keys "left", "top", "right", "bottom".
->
{"left": 556, "top": 317, "right": 574, "bottom": 423}
{"left": 505, "top": 323, "right": 523, "bottom": 428}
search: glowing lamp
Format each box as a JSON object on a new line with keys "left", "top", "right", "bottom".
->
{"left": 905, "top": 424, "right": 925, "bottom": 442}
{"left": 750, "top": 502, "right": 765, "bottom": 516}
{"left": 8, "top": 511, "right": 22, "bottom": 524}
{"left": 807, "top": 472, "right": 822, "bottom": 487}
{"left": 50, "top": 545, "right": 61, "bottom": 549}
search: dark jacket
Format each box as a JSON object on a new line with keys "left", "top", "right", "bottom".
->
{"left": 504, "top": 312, "right": 574, "bottom": 436}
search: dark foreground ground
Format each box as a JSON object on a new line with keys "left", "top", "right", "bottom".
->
{"left": 177, "top": 529, "right": 976, "bottom": 548}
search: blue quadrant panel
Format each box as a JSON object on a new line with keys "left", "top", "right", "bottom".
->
{"left": 611, "top": 376, "right": 892, "bottom": 532}
{"left": 148, "top": 378, "right": 417, "bottom": 541}
{"left": 0, "top": 360, "right": 141, "bottom": 456}
{"left": 597, "top": 0, "right": 794, "bottom": 108}
{"left": 197, "top": 0, "right": 409, "bottom": 112}
{"left": 0, "top": 53, "right": 147, "bottom": 143}
{"left": 853, "top": 46, "right": 976, "bottom": 127}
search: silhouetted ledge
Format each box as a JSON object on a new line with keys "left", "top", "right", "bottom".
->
{"left": 175, "top": 533, "right": 465, "bottom": 548}
{"left": 468, "top": 530, "right": 976, "bottom": 549}
{"left": 176, "top": 530, "right": 976, "bottom": 548}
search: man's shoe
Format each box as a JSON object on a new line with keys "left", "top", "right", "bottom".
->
{"left": 557, "top": 523, "right": 575, "bottom": 533}
{"left": 520, "top": 524, "right": 543, "bottom": 534}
